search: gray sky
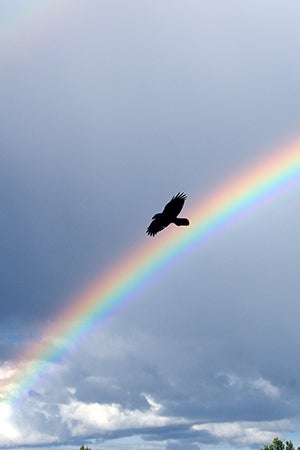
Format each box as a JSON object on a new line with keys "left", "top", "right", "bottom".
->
{"left": 1, "top": 1, "right": 300, "bottom": 449}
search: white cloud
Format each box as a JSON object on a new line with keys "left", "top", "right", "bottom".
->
{"left": 0, "top": 363, "right": 17, "bottom": 400}
{"left": 193, "top": 420, "right": 293, "bottom": 447}
{"left": 142, "top": 393, "right": 163, "bottom": 412}
{"left": 0, "top": 403, "right": 20, "bottom": 442}
{"left": 0, "top": 401, "right": 57, "bottom": 446}
{"left": 0, "top": 363, "right": 16, "bottom": 381}
{"left": 59, "top": 396, "right": 187, "bottom": 436}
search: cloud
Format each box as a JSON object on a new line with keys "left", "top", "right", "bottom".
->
{"left": 192, "top": 420, "right": 294, "bottom": 448}
{"left": 0, "top": 388, "right": 188, "bottom": 447}
{"left": 1, "top": 329, "right": 298, "bottom": 449}
{"left": 0, "top": 401, "right": 57, "bottom": 447}
{"left": 59, "top": 396, "right": 187, "bottom": 437}
{"left": 252, "top": 378, "right": 281, "bottom": 399}
{"left": 220, "top": 372, "right": 281, "bottom": 399}
{"left": 0, "top": 363, "right": 18, "bottom": 401}
{"left": 2, "top": 0, "right": 300, "bottom": 449}
{"left": 0, "top": 403, "right": 20, "bottom": 443}
{"left": 0, "top": 362, "right": 16, "bottom": 383}
{"left": 166, "top": 441, "right": 200, "bottom": 450}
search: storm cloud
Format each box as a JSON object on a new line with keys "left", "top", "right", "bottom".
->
{"left": 1, "top": 1, "right": 300, "bottom": 449}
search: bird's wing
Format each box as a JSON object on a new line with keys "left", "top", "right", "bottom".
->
{"left": 162, "top": 192, "right": 187, "bottom": 217}
{"left": 146, "top": 218, "right": 167, "bottom": 236}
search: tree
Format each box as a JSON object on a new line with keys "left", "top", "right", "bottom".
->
{"left": 273, "top": 437, "right": 285, "bottom": 450}
{"left": 286, "top": 441, "right": 295, "bottom": 450}
{"left": 261, "top": 438, "right": 296, "bottom": 450}
{"left": 79, "top": 446, "right": 91, "bottom": 450}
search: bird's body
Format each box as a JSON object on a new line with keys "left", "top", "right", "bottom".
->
{"left": 146, "top": 192, "right": 190, "bottom": 236}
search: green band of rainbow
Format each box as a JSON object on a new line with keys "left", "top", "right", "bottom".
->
{"left": 4, "top": 139, "right": 300, "bottom": 407}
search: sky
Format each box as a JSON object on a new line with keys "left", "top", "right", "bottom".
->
{"left": 1, "top": 1, "right": 300, "bottom": 449}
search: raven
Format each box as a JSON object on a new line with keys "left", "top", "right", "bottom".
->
{"left": 146, "top": 192, "right": 190, "bottom": 237}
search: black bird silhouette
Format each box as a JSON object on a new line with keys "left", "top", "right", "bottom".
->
{"left": 146, "top": 192, "right": 190, "bottom": 237}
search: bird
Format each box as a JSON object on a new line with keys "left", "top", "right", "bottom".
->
{"left": 146, "top": 192, "right": 190, "bottom": 237}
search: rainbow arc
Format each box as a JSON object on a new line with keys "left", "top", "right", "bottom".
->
{"left": 3, "top": 139, "right": 300, "bottom": 407}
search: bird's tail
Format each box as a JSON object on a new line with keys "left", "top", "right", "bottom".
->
{"left": 174, "top": 218, "right": 190, "bottom": 227}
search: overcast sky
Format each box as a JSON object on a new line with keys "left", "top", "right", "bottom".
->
{"left": 1, "top": 1, "right": 300, "bottom": 449}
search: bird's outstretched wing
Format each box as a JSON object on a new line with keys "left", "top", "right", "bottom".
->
{"left": 146, "top": 218, "right": 167, "bottom": 237}
{"left": 162, "top": 192, "right": 186, "bottom": 217}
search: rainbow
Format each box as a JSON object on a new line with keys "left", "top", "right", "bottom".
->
{"left": 3, "top": 138, "right": 300, "bottom": 406}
